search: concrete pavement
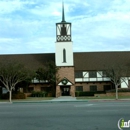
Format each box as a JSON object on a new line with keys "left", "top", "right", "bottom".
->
{"left": 0, "top": 96, "right": 130, "bottom": 103}
{"left": 0, "top": 101, "right": 130, "bottom": 130}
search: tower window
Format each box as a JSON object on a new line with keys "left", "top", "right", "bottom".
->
{"left": 61, "top": 24, "right": 67, "bottom": 36}
{"left": 63, "top": 49, "right": 66, "bottom": 63}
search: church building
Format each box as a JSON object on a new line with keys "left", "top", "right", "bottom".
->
{"left": 0, "top": 3, "right": 130, "bottom": 97}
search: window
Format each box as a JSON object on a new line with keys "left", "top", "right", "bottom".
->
{"left": 103, "top": 85, "right": 111, "bottom": 91}
{"left": 75, "top": 71, "right": 83, "bottom": 78}
{"left": 28, "top": 87, "right": 34, "bottom": 93}
{"left": 41, "top": 87, "right": 51, "bottom": 92}
{"left": 63, "top": 49, "right": 66, "bottom": 63}
{"left": 90, "top": 85, "right": 97, "bottom": 92}
{"left": 76, "top": 86, "right": 83, "bottom": 91}
{"left": 129, "top": 80, "right": 130, "bottom": 88}
{"left": 89, "top": 71, "right": 97, "bottom": 78}
{"left": 102, "top": 71, "right": 109, "bottom": 77}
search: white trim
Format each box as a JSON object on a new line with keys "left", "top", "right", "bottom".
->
{"left": 58, "top": 81, "right": 72, "bottom": 86}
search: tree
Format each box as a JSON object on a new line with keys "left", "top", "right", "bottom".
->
{"left": 103, "top": 64, "right": 129, "bottom": 100}
{"left": 0, "top": 62, "right": 32, "bottom": 102}
{"left": 36, "top": 61, "right": 59, "bottom": 96}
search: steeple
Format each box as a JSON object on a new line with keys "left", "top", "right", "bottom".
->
{"left": 61, "top": 2, "right": 66, "bottom": 22}
{"left": 55, "top": 2, "right": 73, "bottom": 67}
{"left": 56, "top": 2, "right": 72, "bottom": 42}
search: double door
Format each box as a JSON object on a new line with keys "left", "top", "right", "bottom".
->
{"left": 61, "top": 86, "right": 70, "bottom": 96}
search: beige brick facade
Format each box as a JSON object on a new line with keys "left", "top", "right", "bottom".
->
{"left": 29, "top": 83, "right": 51, "bottom": 92}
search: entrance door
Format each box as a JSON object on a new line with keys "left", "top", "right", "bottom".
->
{"left": 61, "top": 86, "right": 70, "bottom": 96}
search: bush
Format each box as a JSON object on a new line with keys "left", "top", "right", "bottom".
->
{"left": 1, "top": 93, "right": 9, "bottom": 99}
{"left": 12, "top": 92, "right": 26, "bottom": 99}
{"left": 1, "top": 92, "right": 26, "bottom": 99}
{"left": 95, "top": 91, "right": 106, "bottom": 94}
{"left": 75, "top": 91, "right": 106, "bottom": 97}
{"left": 31, "top": 91, "right": 47, "bottom": 97}
{"left": 47, "top": 92, "right": 53, "bottom": 97}
{"left": 75, "top": 91, "right": 94, "bottom": 97}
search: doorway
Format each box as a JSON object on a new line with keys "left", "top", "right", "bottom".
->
{"left": 61, "top": 86, "right": 70, "bottom": 96}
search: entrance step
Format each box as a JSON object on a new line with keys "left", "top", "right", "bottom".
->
{"left": 52, "top": 96, "right": 77, "bottom": 101}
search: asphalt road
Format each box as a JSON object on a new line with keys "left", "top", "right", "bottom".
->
{"left": 0, "top": 101, "right": 130, "bottom": 130}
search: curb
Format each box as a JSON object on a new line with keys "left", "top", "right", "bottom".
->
{"left": 12, "top": 100, "right": 88, "bottom": 103}
{"left": 1, "top": 99, "right": 130, "bottom": 104}
{"left": 0, "top": 102, "right": 12, "bottom": 104}
{"left": 88, "top": 99, "right": 130, "bottom": 102}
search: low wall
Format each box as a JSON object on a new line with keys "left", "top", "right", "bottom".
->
{"left": 95, "top": 92, "right": 130, "bottom": 97}
{"left": 24, "top": 93, "right": 31, "bottom": 97}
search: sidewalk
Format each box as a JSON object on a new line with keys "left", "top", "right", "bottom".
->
{"left": 13, "top": 96, "right": 87, "bottom": 103}
{"left": 0, "top": 97, "right": 130, "bottom": 103}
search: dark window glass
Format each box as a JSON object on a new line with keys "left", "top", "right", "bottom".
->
{"left": 75, "top": 71, "right": 83, "bottom": 78}
{"left": 41, "top": 87, "right": 51, "bottom": 92}
{"left": 28, "top": 87, "right": 34, "bottom": 93}
{"left": 63, "top": 49, "right": 66, "bottom": 63}
{"left": 61, "top": 24, "right": 67, "bottom": 36}
{"left": 129, "top": 80, "right": 130, "bottom": 88}
{"left": 103, "top": 85, "right": 111, "bottom": 91}
{"left": 89, "top": 71, "right": 97, "bottom": 78}
{"left": 102, "top": 71, "right": 109, "bottom": 77}
{"left": 76, "top": 86, "right": 83, "bottom": 91}
{"left": 90, "top": 85, "right": 97, "bottom": 92}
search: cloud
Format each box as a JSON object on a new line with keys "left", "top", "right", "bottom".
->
{"left": 0, "top": 0, "right": 130, "bottom": 54}
{"left": 70, "top": 0, "right": 130, "bottom": 52}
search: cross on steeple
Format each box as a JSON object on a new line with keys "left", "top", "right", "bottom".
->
{"left": 61, "top": 1, "right": 66, "bottom": 23}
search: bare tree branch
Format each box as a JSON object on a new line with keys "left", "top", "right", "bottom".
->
{"left": 0, "top": 62, "right": 33, "bottom": 102}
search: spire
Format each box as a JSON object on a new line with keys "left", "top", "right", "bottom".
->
{"left": 61, "top": 1, "right": 66, "bottom": 22}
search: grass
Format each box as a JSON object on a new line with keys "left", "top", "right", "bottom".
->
{"left": 0, "top": 97, "right": 54, "bottom": 102}
{"left": 1, "top": 96, "right": 130, "bottom": 102}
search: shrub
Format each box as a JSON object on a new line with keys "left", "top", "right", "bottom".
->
{"left": 118, "top": 88, "right": 130, "bottom": 92}
{"left": 1, "top": 93, "right": 9, "bottom": 99}
{"left": 31, "top": 91, "right": 47, "bottom": 97}
{"left": 12, "top": 92, "right": 26, "bottom": 99}
{"left": 1, "top": 92, "right": 26, "bottom": 99}
{"left": 47, "top": 92, "right": 53, "bottom": 97}
{"left": 75, "top": 91, "right": 94, "bottom": 97}
{"left": 95, "top": 91, "right": 106, "bottom": 94}
{"left": 75, "top": 91, "right": 106, "bottom": 97}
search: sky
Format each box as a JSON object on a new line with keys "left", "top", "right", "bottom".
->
{"left": 0, "top": 0, "right": 130, "bottom": 54}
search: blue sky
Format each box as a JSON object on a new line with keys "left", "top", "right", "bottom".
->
{"left": 0, "top": 0, "right": 130, "bottom": 54}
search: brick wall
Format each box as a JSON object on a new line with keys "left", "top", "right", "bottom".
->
{"left": 29, "top": 84, "right": 51, "bottom": 92}
{"left": 57, "top": 67, "right": 75, "bottom": 84}
{"left": 56, "top": 67, "right": 75, "bottom": 97}
{"left": 75, "top": 82, "right": 112, "bottom": 92}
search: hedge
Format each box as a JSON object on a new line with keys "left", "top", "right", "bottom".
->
{"left": 75, "top": 91, "right": 94, "bottom": 97}
{"left": 31, "top": 91, "right": 47, "bottom": 97}
{"left": 75, "top": 91, "right": 106, "bottom": 97}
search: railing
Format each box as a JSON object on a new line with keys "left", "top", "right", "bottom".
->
{"left": 75, "top": 77, "right": 111, "bottom": 82}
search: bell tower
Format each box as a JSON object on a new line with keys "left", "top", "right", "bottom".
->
{"left": 55, "top": 2, "right": 74, "bottom": 66}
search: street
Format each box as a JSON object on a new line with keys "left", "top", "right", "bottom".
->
{"left": 0, "top": 101, "right": 130, "bottom": 130}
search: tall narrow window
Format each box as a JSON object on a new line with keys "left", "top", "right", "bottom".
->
{"left": 63, "top": 49, "right": 66, "bottom": 62}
